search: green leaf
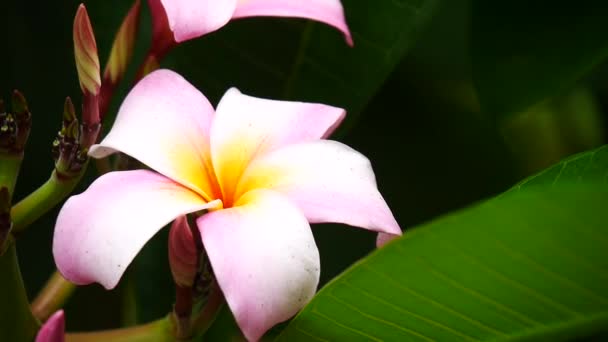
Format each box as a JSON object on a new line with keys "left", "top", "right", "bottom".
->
{"left": 277, "top": 185, "right": 608, "bottom": 341}
{"left": 511, "top": 144, "right": 608, "bottom": 191}
{"left": 0, "top": 243, "right": 39, "bottom": 342}
{"left": 170, "top": 0, "right": 439, "bottom": 133}
{"left": 471, "top": 1, "right": 608, "bottom": 119}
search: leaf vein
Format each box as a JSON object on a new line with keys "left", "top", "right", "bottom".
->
{"left": 338, "top": 280, "right": 477, "bottom": 341}
{"left": 363, "top": 265, "right": 506, "bottom": 336}
{"left": 410, "top": 254, "right": 542, "bottom": 327}
{"left": 310, "top": 309, "right": 384, "bottom": 341}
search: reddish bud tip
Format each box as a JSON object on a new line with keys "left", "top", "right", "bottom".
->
{"left": 11, "top": 90, "right": 29, "bottom": 117}
{"left": 73, "top": 4, "right": 101, "bottom": 95}
{"left": 104, "top": 0, "right": 142, "bottom": 84}
{"left": 168, "top": 216, "right": 198, "bottom": 288}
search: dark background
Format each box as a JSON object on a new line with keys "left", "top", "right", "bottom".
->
{"left": 1, "top": 0, "right": 605, "bottom": 332}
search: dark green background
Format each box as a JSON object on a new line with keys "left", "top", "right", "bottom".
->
{"left": 1, "top": 0, "right": 606, "bottom": 333}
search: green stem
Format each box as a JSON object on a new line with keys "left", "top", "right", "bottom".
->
{"left": 11, "top": 167, "right": 85, "bottom": 234}
{"left": 66, "top": 317, "right": 173, "bottom": 342}
{"left": 0, "top": 242, "right": 40, "bottom": 341}
{"left": 0, "top": 152, "right": 24, "bottom": 198}
{"left": 31, "top": 271, "right": 76, "bottom": 322}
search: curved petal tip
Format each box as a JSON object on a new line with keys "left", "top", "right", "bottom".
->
{"left": 36, "top": 310, "right": 65, "bottom": 342}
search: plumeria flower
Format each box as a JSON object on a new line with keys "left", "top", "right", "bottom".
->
{"left": 148, "top": 0, "right": 352, "bottom": 56}
{"left": 53, "top": 69, "right": 400, "bottom": 341}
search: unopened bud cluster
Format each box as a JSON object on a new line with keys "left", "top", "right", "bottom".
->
{"left": 52, "top": 98, "right": 88, "bottom": 177}
{"left": 0, "top": 91, "right": 32, "bottom": 154}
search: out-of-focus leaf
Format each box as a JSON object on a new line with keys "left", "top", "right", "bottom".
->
{"left": 0, "top": 243, "right": 39, "bottom": 342}
{"left": 502, "top": 89, "right": 605, "bottom": 175}
{"left": 170, "top": 0, "right": 439, "bottom": 133}
{"left": 277, "top": 184, "right": 608, "bottom": 341}
{"left": 471, "top": 1, "right": 608, "bottom": 119}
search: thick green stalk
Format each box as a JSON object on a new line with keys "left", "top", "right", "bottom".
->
{"left": 0, "top": 242, "right": 40, "bottom": 341}
{"left": 11, "top": 168, "right": 85, "bottom": 234}
{"left": 31, "top": 271, "right": 76, "bottom": 322}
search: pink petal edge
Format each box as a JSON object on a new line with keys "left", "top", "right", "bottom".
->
{"left": 197, "top": 189, "right": 319, "bottom": 341}
{"left": 158, "top": 0, "right": 238, "bottom": 42}
{"left": 234, "top": 0, "right": 353, "bottom": 45}
{"left": 53, "top": 170, "right": 220, "bottom": 289}
{"left": 237, "top": 140, "right": 401, "bottom": 237}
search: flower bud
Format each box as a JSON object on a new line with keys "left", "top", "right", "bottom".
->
{"left": 11, "top": 90, "right": 28, "bottom": 116}
{"left": 53, "top": 98, "right": 87, "bottom": 177}
{"left": 0, "top": 101, "right": 16, "bottom": 151}
{"left": 0, "top": 91, "right": 31, "bottom": 154}
{"left": 35, "top": 310, "right": 65, "bottom": 342}
{"left": 168, "top": 216, "right": 198, "bottom": 288}
{"left": 103, "top": 0, "right": 141, "bottom": 85}
{"left": 62, "top": 96, "right": 77, "bottom": 129}
{"left": 100, "top": 0, "right": 142, "bottom": 117}
{"left": 73, "top": 4, "right": 101, "bottom": 96}
{"left": 12, "top": 90, "right": 31, "bottom": 152}
{"left": 73, "top": 4, "right": 101, "bottom": 148}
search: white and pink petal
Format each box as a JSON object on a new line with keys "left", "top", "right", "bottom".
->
{"left": 237, "top": 140, "right": 401, "bottom": 237}
{"left": 153, "top": 0, "right": 238, "bottom": 43}
{"left": 197, "top": 189, "right": 319, "bottom": 341}
{"left": 89, "top": 69, "right": 219, "bottom": 201}
{"left": 210, "top": 88, "right": 345, "bottom": 205}
{"left": 234, "top": 0, "right": 353, "bottom": 45}
{"left": 148, "top": 0, "right": 351, "bottom": 45}
{"left": 53, "top": 170, "right": 220, "bottom": 289}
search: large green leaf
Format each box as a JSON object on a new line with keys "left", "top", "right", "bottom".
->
{"left": 170, "top": 0, "right": 439, "bottom": 133}
{"left": 277, "top": 185, "right": 608, "bottom": 341}
{"left": 471, "top": 1, "right": 608, "bottom": 119}
{"left": 511, "top": 144, "right": 608, "bottom": 191}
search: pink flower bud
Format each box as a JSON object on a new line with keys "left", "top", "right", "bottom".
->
{"left": 103, "top": 0, "right": 141, "bottom": 85}
{"left": 73, "top": 4, "right": 101, "bottom": 96}
{"left": 35, "top": 310, "right": 65, "bottom": 342}
{"left": 168, "top": 216, "right": 198, "bottom": 288}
